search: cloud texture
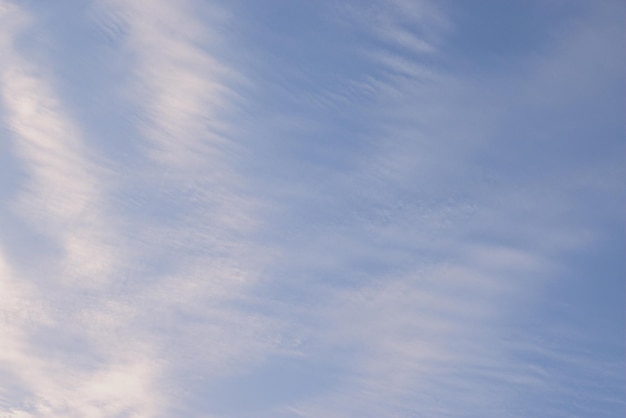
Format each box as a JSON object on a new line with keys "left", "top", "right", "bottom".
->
{"left": 0, "top": 0, "right": 623, "bottom": 417}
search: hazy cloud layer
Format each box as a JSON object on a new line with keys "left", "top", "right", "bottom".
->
{"left": 0, "top": 0, "right": 623, "bottom": 417}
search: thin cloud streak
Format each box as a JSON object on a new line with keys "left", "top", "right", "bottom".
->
{"left": 100, "top": 0, "right": 242, "bottom": 169}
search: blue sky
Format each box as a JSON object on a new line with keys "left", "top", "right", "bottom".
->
{"left": 0, "top": 0, "right": 623, "bottom": 417}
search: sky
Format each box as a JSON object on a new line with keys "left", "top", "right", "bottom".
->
{"left": 0, "top": 0, "right": 624, "bottom": 417}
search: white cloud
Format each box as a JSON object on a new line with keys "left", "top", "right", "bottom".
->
{"left": 0, "top": 3, "right": 166, "bottom": 415}
{"left": 0, "top": 11, "right": 121, "bottom": 289}
{"left": 97, "top": 0, "right": 243, "bottom": 169}
{"left": 0, "top": 1, "right": 280, "bottom": 416}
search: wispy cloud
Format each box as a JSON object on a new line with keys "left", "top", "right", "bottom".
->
{"left": 224, "top": 1, "right": 624, "bottom": 416}
{"left": 0, "top": 0, "right": 279, "bottom": 416}
{"left": 0, "top": 2, "right": 166, "bottom": 416}
{"left": 0, "top": 0, "right": 623, "bottom": 416}
{"left": 0, "top": 8, "right": 120, "bottom": 289}
{"left": 97, "top": 0, "right": 243, "bottom": 169}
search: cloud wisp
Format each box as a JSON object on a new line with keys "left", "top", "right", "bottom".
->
{"left": 0, "top": 0, "right": 279, "bottom": 416}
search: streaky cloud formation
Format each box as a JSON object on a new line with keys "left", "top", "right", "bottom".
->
{"left": 0, "top": 0, "right": 623, "bottom": 417}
